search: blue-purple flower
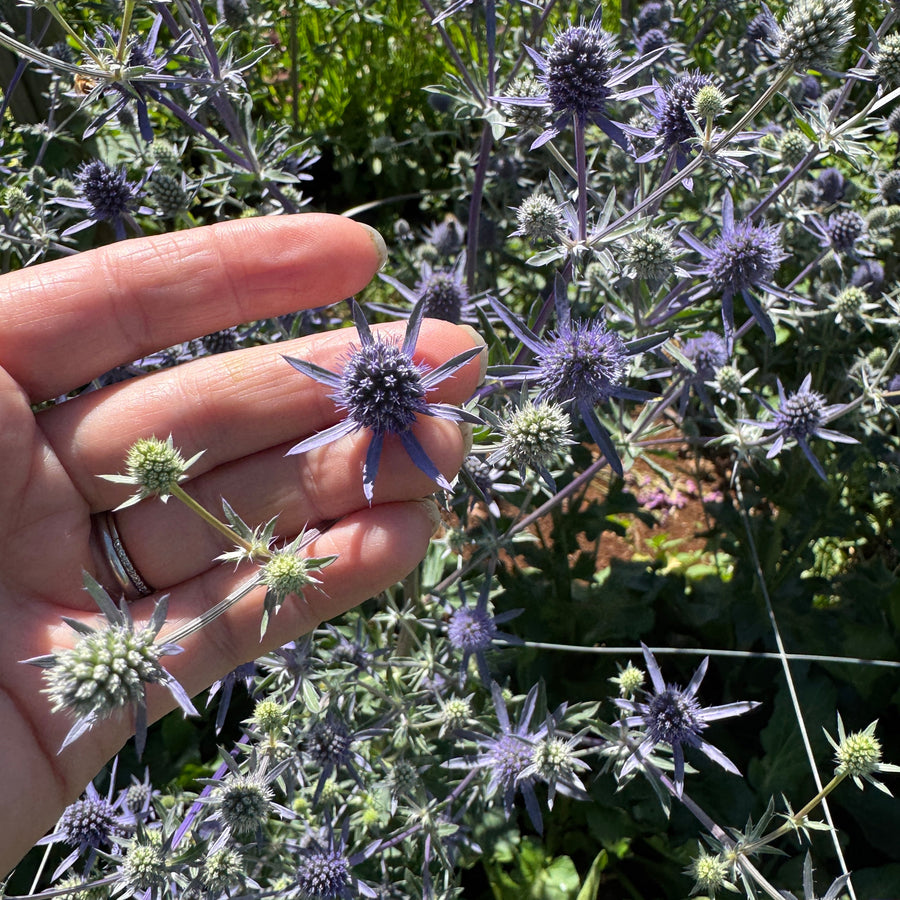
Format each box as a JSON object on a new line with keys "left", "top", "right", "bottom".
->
{"left": 681, "top": 192, "right": 789, "bottom": 345}
{"left": 750, "top": 373, "right": 858, "bottom": 480}
{"left": 444, "top": 577, "right": 521, "bottom": 686}
{"left": 283, "top": 299, "right": 482, "bottom": 502}
{"left": 490, "top": 295, "right": 665, "bottom": 475}
{"left": 615, "top": 644, "right": 760, "bottom": 797}
{"left": 291, "top": 821, "right": 380, "bottom": 898}
{"left": 502, "top": 11, "right": 658, "bottom": 149}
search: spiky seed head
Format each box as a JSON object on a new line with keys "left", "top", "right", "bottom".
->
{"left": 441, "top": 696, "right": 472, "bottom": 730}
{"left": 148, "top": 170, "right": 188, "bottom": 217}
{"left": 120, "top": 839, "right": 167, "bottom": 891}
{"left": 636, "top": 28, "right": 668, "bottom": 56}
{"left": 644, "top": 686, "right": 704, "bottom": 745}
{"left": 689, "top": 849, "right": 731, "bottom": 894}
{"left": 503, "top": 75, "right": 547, "bottom": 132}
{"left": 714, "top": 364, "right": 744, "bottom": 397}
{"left": 59, "top": 797, "right": 126, "bottom": 847}
{"left": 831, "top": 286, "right": 866, "bottom": 319}
{"left": 388, "top": 759, "right": 420, "bottom": 797}
{"left": 757, "top": 129, "right": 781, "bottom": 153}
{"left": 124, "top": 782, "right": 151, "bottom": 814}
{"left": 202, "top": 847, "right": 244, "bottom": 894}
{"left": 218, "top": 0, "right": 249, "bottom": 29}
{"left": 779, "top": 130, "right": 807, "bottom": 167}
{"left": 296, "top": 849, "right": 351, "bottom": 898}
{"left": 874, "top": 34, "right": 900, "bottom": 86}
{"left": 543, "top": 23, "right": 615, "bottom": 122}
{"left": 825, "top": 210, "right": 865, "bottom": 251}
{"left": 537, "top": 320, "right": 628, "bottom": 406}
{"left": 3, "top": 186, "right": 28, "bottom": 213}
{"left": 835, "top": 729, "right": 883, "bottom": 778}
{"left": 45, "top": 624, "right": 165, "bottom": 720}
{"left": 252, "top": 698, "right": 289, "bottom": 734}
{"left": 657, "top": 72, "right": 715, "bottom": 147}
{"left": 636, "top": 1, "right": 672, "bottom": 35}
{"left": 531, "top": 737, "right": 577, "bottom": 779}
{"left": 878, "top": 170, "right": 900, "bottom": 205}
{"left": 693, "top": 83, "right": 728, "bottom": 120}
{"left": 623, "top": 227, "right": 676, "bottom": 283}
{"left": 125, "top": 436, "right": 188, "bottom": 496}
{"left": 611, "top": 662, "right": 645, "bottom": 698}
{"left": 261, "top": 550, "right": 315, "bottom": 600}
{"left": 216, "top": 775, "right": 273, "bottom": 834}
{"left": 774, "top": 386, "right": 826, "bottom": 439}
{"left": 746, "top": 9, "right": 779, "bottom": 46}
{"left": 489, "top": 734, "right": 534, "bottom": 786}
{"left": 200, "top": 328, "right": 238, "bottom": 355}
{"left": 499, "top": 400, "right": 573, "bottom": 472}
{"left": 415, "top": 269, "right": 468, "bottom": 323}
{"left": 54, "top": 877, "right": 108, "bottom": 900}
{"left": 149, "top": 140, "right": 181, "bottom": 171}
{"left": 516, "top": 193, "right": 563, "bottom": 244}
{"left": 776, "top": 0, "right": 854, "bottom": 72}
{"left": 815, "top": 167, "right": 845, "bottom": 204}
{"left": 77, "top": 160, "right": 136, "bottom": 221}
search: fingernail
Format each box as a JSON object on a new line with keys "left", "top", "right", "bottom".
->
{"left": 458, "top": 421, "right": 474, "bottom": 456}
{"left": 357, "top": 222, "right": 389, "bottom": 270}
{"left": 415, "top": 498, "right": 443, "bottom": 536}
{"left": 459, "top": 324, "right": 488, "bottom": 385}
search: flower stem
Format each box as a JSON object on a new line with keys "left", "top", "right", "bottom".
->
{"left": 169, "top": 483, "right": 260, "bottom": 557}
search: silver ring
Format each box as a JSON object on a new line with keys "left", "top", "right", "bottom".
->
{"left": 93, "top": 510, "right": 154, "bottom": 599}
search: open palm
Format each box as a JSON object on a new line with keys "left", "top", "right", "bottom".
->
{"left": 0, "top": 215, "right": 483, "bottom": 876}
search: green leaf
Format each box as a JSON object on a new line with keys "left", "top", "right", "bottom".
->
{"left": 575, "top": 850, "right": 609, "bottom": 900}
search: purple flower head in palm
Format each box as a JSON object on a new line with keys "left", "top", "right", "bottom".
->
{"left": 615, "top": 644, "right": 760, "bottom": 797}
{"left": 489, "top": 292, "right": 665, "bottom": 476}
{"left": 283, "top": 299, "right": 482, "bottom": 503}
{"left": 751, "top": 374, "right": 858, "bottom": 480}
{"left": 502, "top": 12, "right": 659, "bottom": 149}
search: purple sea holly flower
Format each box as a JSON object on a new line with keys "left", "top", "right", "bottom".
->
{"left": 57, "top": 159, "right": 154, "bottom": 241}
{"left": 444, "top": 577, "right": 522, "bottom": 687}
{"left": 283, "top": 299, "right": 482, "bottom": 503}
{"left": 503, "top": 11, "right": 660, "bottom": 150}
{"left": 37, "top": 757, "right": 136, "bottom": 880}
{"left": 614, "top": 644, "right": 760, "bottom": 797}
{"left": 291, "top": 820, "right": 380, "bottom": 899}
{"left": 679, "top": 191, "right": 790, "bottom": 346}
{"left": 749, "top": 373, "right": 858, "bottom": 480}
{"left": 446, "top": 682, "right": 547, "bottom": 831}
{"left": 489, "top": 292, "right": 666, "bottom": 476}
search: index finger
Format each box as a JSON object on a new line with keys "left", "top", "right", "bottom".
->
{"left": 0, "top": 214, "right": 387, "bottom": 402}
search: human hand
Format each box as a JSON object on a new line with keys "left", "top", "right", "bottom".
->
{"left": 0, "top": 215, "right": 485, "bottom": 875}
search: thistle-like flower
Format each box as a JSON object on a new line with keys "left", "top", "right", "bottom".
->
{"left": 621, "top": 226, "right": 680, "bottom": 285}
{"left": 751, "top": 373, "right": 858, "bottom": 480}
{"left": 512, "top": 192, "right": 564, "bottom": 245}
{"left": 776, "top": 0, "right": 854, "bottom": 73}
{"left": 681, "top": 192, "right": 788, "bottom": 345}
{"left": 614, "top": 644, "right": 760, "bottom": 796}
{"left": 824, "top": 209, "right": 865, "bottom": 252}
{"left": 655, "top": 71, "right": 715, "bottom": 149}
{"left": 503, "top": 11, "right": 658, "bottom": 149}
{"left": 444, "top": 577, "right": 521, "bottom": 686}
{"left": 490, "top": 294, "right": 664, "bottom": 475}
{"left": 283, "top": 299, "right": 482, "bottom": 502}
{"left": 23, "top": 573, "right": 197, "bottom": 755}
{"left": 291, "top": 822, "right": 379, "bottom": 898}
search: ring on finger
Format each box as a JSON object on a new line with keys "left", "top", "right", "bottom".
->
{"left": 92, "top": 510, "right": 155, "bottom": 600}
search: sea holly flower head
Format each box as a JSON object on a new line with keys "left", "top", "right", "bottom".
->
{"left": 825, "top": 714, "right": 900, "bottom": 794}
{"left": 776, "top": 0, "right": 854, "bottom": 73}
{"left": 291, "top": 821, "right": 380, "bottom": 899}
{"left": 503, "top": 10, "right": 660, "bottom": 149}
{"left": 614, "top": 644, "right": 760, "bottom": 796}
{"left": 283, "top": 299, "right": 482, "bottom": 502}
{"left": 655, "top": 71, "right": 716, "bottom": 149}
{"left": 23, "top": 573, "right": 197, "bottom": 756}
{"left": 489, "top": 292, "right": 665, "bottom": 475}
{"left": 681, "top": 191, "right": 788, "bottom": 345}
{"left": 687, "top": 847, "right": 736, "bottom": 897}
{"left": 751, "top": 373, "right": 858, "bottom": 480}
{"left": 100, "top": 434, "right": 204, "bottom": 509}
